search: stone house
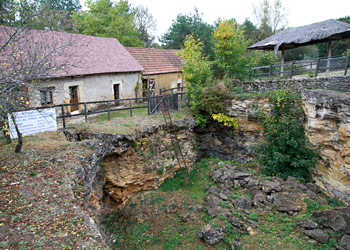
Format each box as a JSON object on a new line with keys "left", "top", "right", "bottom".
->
{"left": 126, "top": 47, "right": 183, "bottom": 97}
{"left": 12, "top": 29, "right": 144, "bottom": 113}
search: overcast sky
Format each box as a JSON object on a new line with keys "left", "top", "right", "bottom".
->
{"left": 80, "top": 0, "right": 350, "bottom": 40}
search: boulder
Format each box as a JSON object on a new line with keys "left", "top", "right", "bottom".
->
{"left": 212, "top": 167, "right": 236, "bottom": 184}
{"left": 219, "top": 192, "right": 229, "bottom": 201}
{"left": 305, "top": 182, "right": 320, "bottom": 194}
{"left": 253, "top": 192, "right": 266, "bottom": 205}
{"left": 285, "top": 176, "right": 299, "bottom": 190}
{"left": 234, "top": 172, "right": 252, "bottom": 179}
{"left": 340, "top": 235, "right": 350, "bottom": 250}
{"left": 206, "top": 194, "right": 231, "bottom": 217}
{"left": 273, "top": 193, "right": 303, "bottom": 214}
{"left": 304, "top": 229, "right": 329, "bottom": 244}
{"left": 313, "top": 210, "right": 347, "bottom": 233}
{"left": 231, "top": 237, "right": 241, "bottom": 250}
{"left": 297, "top": 219, "right": 318, "bottom": 229}
{"left": 198, "top": 224, "right": 225, "bottom": 245}
{"left": 207, "top": 186, "right": 219, "bottom": 196}
{"left": 207, "top": 194, "right": 223, "bottom": 217}
{"left": 261, "top": 180, "right": 282, "bottom": 193}
{"left": 234, "top": 196, "right": 253, "bottom": 210}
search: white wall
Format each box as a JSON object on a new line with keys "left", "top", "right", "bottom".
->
{"left": 30, "top": 72, "right": 141, "bottom": 112}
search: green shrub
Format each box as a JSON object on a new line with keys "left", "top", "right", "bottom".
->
{"left": 253, "top": 89, "right": 318, "bottom": 180}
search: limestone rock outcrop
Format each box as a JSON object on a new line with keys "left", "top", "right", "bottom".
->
{"left": 302, "top": 90, "right": 350, "bottom": 202}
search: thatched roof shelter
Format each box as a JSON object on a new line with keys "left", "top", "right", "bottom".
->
{"left": 247, "top": 19, "right": 350, "bottom": 73}
{"left": 247, "top": 19, "right": 350, "bottom": 53}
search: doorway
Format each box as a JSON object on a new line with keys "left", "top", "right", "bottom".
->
{"left": 142, "top": 79, "right": 148, "bottom": 97}
{"left": 69, "top": 86, "right": 79, "bottom": 112}
{"left": 113, "top": 84, "right": 120, "bottom": 106}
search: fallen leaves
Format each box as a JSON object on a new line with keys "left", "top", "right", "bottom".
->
{"left": 0, "top": 132, "right": 107, "bottom": 249}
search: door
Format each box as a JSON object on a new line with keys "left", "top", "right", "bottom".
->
{"left": 113, "top": 84, "right": 120, "bottom": 106}
{"left": 142, "top": 79, "right": 148, "bottom": 97}
{"left": 69, "top": 86, "right": 79, "bottom": 112}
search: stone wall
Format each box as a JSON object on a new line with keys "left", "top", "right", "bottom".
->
{"left": 239, "top": 75, "right": 350, "bottom": 93}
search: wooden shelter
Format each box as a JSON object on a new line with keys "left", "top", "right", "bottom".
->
{"left": 247, "top": 19, "right": 350, "bottom": 72}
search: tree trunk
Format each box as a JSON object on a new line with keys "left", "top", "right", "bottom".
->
{"left": 10, "top": 114, "right": 23, "bottom": 153}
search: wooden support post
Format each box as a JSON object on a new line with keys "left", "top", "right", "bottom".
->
{"left": 315, "top": 58, "right": 321, "bottom": 77}
{"left": 291, "top": 61, "right": 295, "bottom": 78}
{"left": 61, "top": 105, "right": 66, "bottom": 128}
{"left": 84, "top": 102, "right": 87, "bottom": 123}
{"left": 129, "top": 98, "right": 132, "bottom": 117}
{"left": 107, "top": 101, "right": 110, "bottom": 121}
{"left": 327, "top": 40, "right": 332, "bottom": 74}
{"left": 147, "top": 95, "right": 150, "bottom": 115}
{"left": 345, "top": 55, "right": 350, "bottom": 76}
{"left": 280, "top": 48, "right": 285, "bottom": 77}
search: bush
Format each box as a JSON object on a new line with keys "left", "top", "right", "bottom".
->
{"left": 253, "top": 89, "right": 318, "bottom": 180}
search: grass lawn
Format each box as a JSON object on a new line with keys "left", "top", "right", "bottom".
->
{"left": 66, "top": 106, "right": 192, "bottom": 135}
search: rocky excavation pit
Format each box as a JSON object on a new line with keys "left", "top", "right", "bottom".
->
{"left": 63, "top": 114, "right": 350, "bottom": 249}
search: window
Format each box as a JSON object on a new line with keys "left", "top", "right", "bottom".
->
{"left": 40, "top": 89, "right": 53, "bottom": 105}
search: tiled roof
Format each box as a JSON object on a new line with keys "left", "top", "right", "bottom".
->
{"left": 1, "top": 27, "right": 143, "bottom": 78}
{"left": 126, "top": 47, "right": 182, "bottom": 75}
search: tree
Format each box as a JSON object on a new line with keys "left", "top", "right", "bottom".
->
{"left": 1, "top": 25, "right": 78, "bottom": 152}
{"left": 241, "top": 18, "right": 260, "bottom": 44}
{"left": 32, "top": 0, "right": 82, "bottom": 32}
{"left": 73, "top": 0, "right": 143, "bottom": 47}
{"left": 161, "top": 9, "right": 214, "bottom": 57}
{"left": 1, "top": 0, "right": 81, "bottom": 32}
{"left": 177, "top": 35, "right": 213, "bottom": 127}
{"left": 212, "top": 20, "right": 250, "bottom": 80}
{"left": 134, "top": 5, "right": 157, "bottom": 48}
{"left": 0, "top": 0, "right": 36, "bottom": 26}
{"left": 253, "top": 0, "right": 288, "bottom": 39}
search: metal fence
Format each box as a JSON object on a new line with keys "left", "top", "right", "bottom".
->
{"left": 149, "top": 93, "right": 179, "bottom": 114}
{"left": 249, "top": 54, "right": 350, "bottom": 79}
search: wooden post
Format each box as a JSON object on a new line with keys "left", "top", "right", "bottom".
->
{"left": 107, "top": 101, "right": 110, "bottom": 121}
{"left": 147, "top": 94, "right": 150, "bottom": 115}
{"left": 327, "top": 40, "right": 332, "bottom": 74}
{"left": 291, "top": 61, "right": 295, "bottom": 78}
{"left": 345, "top": 55, "right": 349, "bottom": 76}
{"left": 61, "top": 105, "right": 66, "bottom": 128}
{"left": 129, "top": 98, "right": 132, "bottom": 117}
{"left": 84, "top": 102, "right": 87, "bottom": 123}
{"left": 280, "top": 48, "right": 285, "bottom": 77}
{"left": 315, "top": 58, "right": 321, "bottom": 77}
{"left": 248, "top": 66, "right": 251, "bottom": 80}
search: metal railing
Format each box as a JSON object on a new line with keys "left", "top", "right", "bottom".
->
{"left": 249, "top": 54, "right": 350, "bottom": 79}
{"left": 160, "top": 86, "right": 186, "bottom": 95}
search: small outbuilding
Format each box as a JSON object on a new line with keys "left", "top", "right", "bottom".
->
{"left": 1, "top": 27, "right": 144, "bottom": 113}
{"left": 247, "top": 19, "right": 350, "bottom": 69}
{"left": 126, "top": 47, "right": 183, "bottom": 96}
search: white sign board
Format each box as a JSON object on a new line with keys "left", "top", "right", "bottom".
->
{"left": 8, "top": 108, "right": 57, "bottom": 139}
